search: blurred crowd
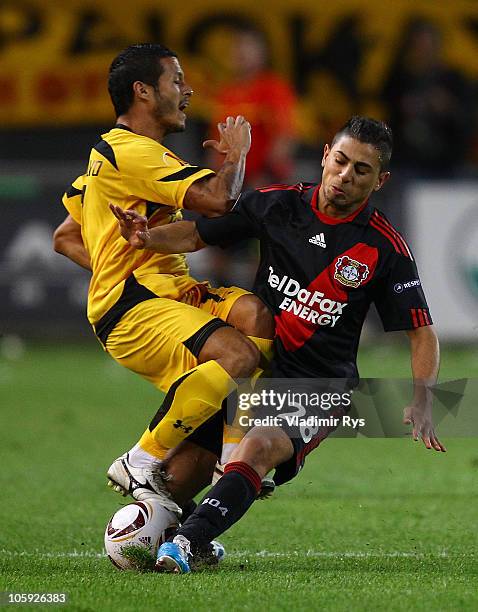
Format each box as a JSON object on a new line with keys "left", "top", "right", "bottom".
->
{"left": 187, "top": 19, "right": 478, "bottom": 288}
{"left": 1, "top": 16, "right": 478, "bottom": 300}
{"left": 381, "top": 19, "right": 475, "bottom": 179}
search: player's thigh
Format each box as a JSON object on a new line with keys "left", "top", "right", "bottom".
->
{"left": 273, "top": 406, "right": 348, "bottom": 486}
{"left": 105, "top": 298, "right": 229, "bottom": 391}
{"left": 200, "top": 285, "right": 273, "bottom": 339}
{"left": 198, "top": 285, "right": 250, "bottom": 322}
{"left": 226, "top": 294, "right": 274, "bottom": 338}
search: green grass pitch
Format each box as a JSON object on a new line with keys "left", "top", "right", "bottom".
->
{"left": 0, "top": 341, "right": 477, "bottom": 611}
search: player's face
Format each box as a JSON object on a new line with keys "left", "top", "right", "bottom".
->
{"left": 152, "top": 57, "right": 193, "bottom": 134}
{"left": 321, "top": 136, "right": 390, "bottom": 212}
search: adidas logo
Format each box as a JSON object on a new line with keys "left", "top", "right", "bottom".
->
{"left": 309, "top": 233, "right": 326, "bottom": 248}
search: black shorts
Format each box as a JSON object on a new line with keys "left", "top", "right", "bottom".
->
{"left": 272, "top": 405, "right": 348, "bottom": 486}
{"left": 184, "top": 395, "right": 236, "bottom": 458}
{"left": 183, "top": 390, "right": 351, "bottom": 487}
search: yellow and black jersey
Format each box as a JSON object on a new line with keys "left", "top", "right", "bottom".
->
{"left": 61, "top": 124, "right": 214, "bottom": 326}
{"left": 62, "top": 174, "right": 84, "bottom": 224}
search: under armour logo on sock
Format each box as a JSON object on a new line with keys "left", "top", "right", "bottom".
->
{"left": 173, "top": 420, "right": 193, "bottom": 433}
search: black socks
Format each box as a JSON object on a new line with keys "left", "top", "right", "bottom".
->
{"left": 176, "top": 461, "right": 261, "bottom": 551}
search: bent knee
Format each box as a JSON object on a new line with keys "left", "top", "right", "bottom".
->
{"left": 228, "top": 434, "right": 278, "bottom": 477}
{"left": 199, "top": 327, "right": 259, "bottom": 377}
{"left": 238, "top": 435, "right": 273, "bottom": 463}
{"left": 227, "top": 295, "right": 274, "bottom": 338}
{"left": 229, "top": 428, "right": 294, "bottom": 476}
{"left": 219, "top": 335, "right": 260, "bottom": 378}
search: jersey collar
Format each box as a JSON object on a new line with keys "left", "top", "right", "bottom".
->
{"left": 307, "top": 184, "right": 372, "bottom": 226}
{"left": 114, "top": 123, "right": 134, "bottom": 132}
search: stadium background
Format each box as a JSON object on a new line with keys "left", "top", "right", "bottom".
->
{"left": 1, "top": 0, "right": 478, "bottom": 342}
{"left": 1, "top": 2, "right": 477, "bottom": 610}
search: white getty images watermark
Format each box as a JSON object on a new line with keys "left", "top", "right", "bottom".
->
{"left": 236, "top": 389, "right": 364, "bottom": 434}
{"left": 237, "top": 389, "right": 351, "bottom": 411}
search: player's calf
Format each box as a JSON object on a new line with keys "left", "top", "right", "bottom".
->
{"left": 228, "top": 426, "right": 294, "bottom": 478}
{"left": 213, "top": 462, "right": 276, "bottom": 500}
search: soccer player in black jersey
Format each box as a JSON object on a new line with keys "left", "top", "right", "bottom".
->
{"left": 111, "top": 116, "right": 446, "bottom": 573}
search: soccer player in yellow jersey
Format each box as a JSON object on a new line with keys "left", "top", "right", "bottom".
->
{"left": 54, "top": 44, "right": 274, "bottom": 515}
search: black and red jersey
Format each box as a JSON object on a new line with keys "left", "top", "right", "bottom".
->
{"left": 196, "top": 182, "right": 432, "bottom": 379}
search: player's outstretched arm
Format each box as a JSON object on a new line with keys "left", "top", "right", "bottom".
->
{"left": 183, "top": 115, "right": 251, "bottom": 217}
{"left": 53, "top": 214, "right": 91, "bottom": 270}
{"left": 110, "top": 205, "right": 205, "bottom": 253}
{"left": 403, "top": 325, "right": 446, "bottom": 452}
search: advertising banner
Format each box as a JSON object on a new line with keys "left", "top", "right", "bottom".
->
{"left": 406, "top": 183, "right": 478, "bottom": 341}
{"left": 1, "top": 0, "right": 478, "bottom": 128}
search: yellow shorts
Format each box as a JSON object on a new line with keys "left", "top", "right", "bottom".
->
{"left": 104, "top": 284, "right": 251, "bottom": 391}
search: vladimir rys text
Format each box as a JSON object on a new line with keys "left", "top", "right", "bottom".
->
{"left": 236, "top": 389, "right": 365, "bottom": 429}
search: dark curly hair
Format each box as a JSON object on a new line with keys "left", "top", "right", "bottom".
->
{"left": 108, "top": 43, "right": 177, "bottom": 117}
{"left": 332, "top": 116, "right": 393, "bottom": 170}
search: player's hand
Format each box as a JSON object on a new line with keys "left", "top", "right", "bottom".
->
{"left": 403, "top": 404, "right": 446, "bottom": 452}
{"left": 203, "top": 115, "right": 251, "bottom": 155}
{"left": 109, "top": 204, "right": 150, "bottom": 249}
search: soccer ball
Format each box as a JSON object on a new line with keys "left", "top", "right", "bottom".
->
{"left": 104, "top": 500, "right": 179, "bottom": 570}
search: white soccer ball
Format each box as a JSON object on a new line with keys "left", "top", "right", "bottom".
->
{"left": 104, "top": 500, "right": 179, "bottom": 570}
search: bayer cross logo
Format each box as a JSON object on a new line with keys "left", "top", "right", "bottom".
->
{"left": 334, "top": 256, "right": 370, "bottom": 288}
{"left": 173, "top": 420, "right": 193, "bottom": 434}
